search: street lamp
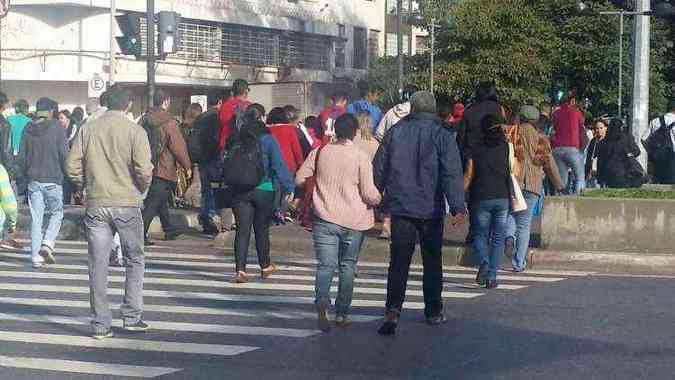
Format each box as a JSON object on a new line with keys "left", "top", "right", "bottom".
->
{"left": 408, "top": 14, "right": 439, "bottom": 93}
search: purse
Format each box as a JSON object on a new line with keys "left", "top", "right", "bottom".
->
{"left": 507, "top": 142, "right": 528, "bottom": 212}
{"left": 300, "top": 146, "right": 325, "bottom": 229}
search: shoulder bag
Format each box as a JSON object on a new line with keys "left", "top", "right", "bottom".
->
{"left": 507, "top": 142, "right": 528, "bottom": 212}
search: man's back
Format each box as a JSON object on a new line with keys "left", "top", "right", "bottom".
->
{"left": 72, "top": 111, "right": 152, "bottom": 208}
{"left": 373, "top": 113, "right": 464, "bottom": 219}
{"left": 21, "top": 119, "right": 67, "bottom": 185}
{"left": 551, "top": 103, "right": 585, "bottom": 149}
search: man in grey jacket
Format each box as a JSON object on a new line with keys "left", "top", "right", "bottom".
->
{"left": 68, "top": 85, "right": 153, "bottom": 339}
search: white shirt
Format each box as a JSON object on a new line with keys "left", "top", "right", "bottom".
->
{"left": 643, "top": 112, "right": 675, "bottom": 151}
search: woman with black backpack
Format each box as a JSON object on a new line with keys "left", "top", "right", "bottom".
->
{"left": 597, "top": 118, "right": 646, "bottom": 188}
{"left": 226, "top": 115, "right": 294, "bottom": 283}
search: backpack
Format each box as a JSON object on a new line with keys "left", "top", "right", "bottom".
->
{"left": 221, "top": 138, "right": 264, "bottom": 191}
{"left": 140, "top": 114, "right": 164, "bottom": 169}
{"left": 643, "top": 116, "right": 675, "bottom": 163}
{"left": 188, "top": 110, "right": 220, "bottom": 164}
{"left": 234, "top": 101, "right": 249, "bottom": 132}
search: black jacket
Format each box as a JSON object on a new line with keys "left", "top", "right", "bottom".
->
{"left": 18, "top": 119, "right": 68, "bottom": 185}
{"left": 373, "top": 112, "right": 465, "bottom": 219}
{"left": 462, "top": 99, "right": 501, "bottom": 160}
{"left": 191, "top": 108, "right": 220, "bottom": 165}
{"left": 597, "top": 134, "right": 641, "bottom": 188}
{"left": 585, "top": 138, "right": 601, "bottom": 180}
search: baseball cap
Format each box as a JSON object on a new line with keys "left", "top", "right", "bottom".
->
{"left": 519, "top": 105, "right": 540, "bottom": 122}
{"left": 35, "top": 97, "right": 58, "bottom": 118}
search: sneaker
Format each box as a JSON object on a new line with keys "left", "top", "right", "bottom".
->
{"left": 39, "top": 245, "right": 55, "bottom": 264}
{"left": 92, "top": 329, "right": 114, "bottom": 340}
{"left": 476, "top": 263, "right": 488, "bottom": 286}
{"left": 32, "top": 261, "right": 44, "bottom": 269}
{"left": 234, "top": 271, "right": 249, "bottom": 284}
{"left": 123, "top": 320, "right": 149, "bottom": 332}
{"left": 377, "top": 230, "right": 391, "bottom": 240}
{"left": 0, "top": 239, "right": 23, "bottom": 250}
{"left": 426, "top": 314, "right": 448, "bottom": 326}
{"left": 317, "top": 301, "right": 331, "bottom": 333}
{"left": 335, "top": 315, "right": 352, "bottom": 328}
{"left": 165, "top": 231, "right": 181, "bottom": 241}
{"left": 144, "top": 239, "right": 155, "bottom": 246}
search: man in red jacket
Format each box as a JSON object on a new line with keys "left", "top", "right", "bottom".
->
{"left": 319, "top": 91, "right": 349, "bottom": 145}
{"left": 218, "top": 79, "right": 251, "bottom": 151}
{"left": 551, "top": 93, "right": 587, "bottom": 194}
{"left": 267, "top": 107, "right": 304, "bottom": 174}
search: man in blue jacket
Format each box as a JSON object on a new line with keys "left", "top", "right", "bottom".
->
{"left": 347, "top": 80, "right": 383, "bottom": 129}
{"left": 373, "top": 91, "right": 466, "bottom": 335}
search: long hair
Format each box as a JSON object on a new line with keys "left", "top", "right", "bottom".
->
{"left": 355, "top": 111, "right": 373, "bottom": 141}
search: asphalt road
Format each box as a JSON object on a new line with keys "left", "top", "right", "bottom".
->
{"left": 0, "top": 236, "right": 673, "bottom": 380}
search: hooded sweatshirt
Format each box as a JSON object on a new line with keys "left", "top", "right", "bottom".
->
{"left": 375, "top": 102, "right": 411, "bottom": 141}
{"left": 18, "top": 118, "right": 68, "bottom": 185}
{"left": 146, "top": 108, "right": 191, "bottom": 183}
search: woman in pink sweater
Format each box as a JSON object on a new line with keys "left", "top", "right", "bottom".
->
{"left": 296, "top": 113, "right": 382, "bottom": 332}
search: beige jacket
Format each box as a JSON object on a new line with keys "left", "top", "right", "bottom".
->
{"left": 68, "top": 111, "right": 153, "bottom": 208}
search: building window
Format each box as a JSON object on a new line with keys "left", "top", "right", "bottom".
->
{"left": 368, "top": 30, "right": 380, "bottom": 63}
{"left": 353, "top": 27, "right": 367, "bottom": 70}
{"left": 335, "top": 24, "right": 346, "bottom": 68}
{"left": 415, "top": 35, "right": 429, "bottom": 55}
{"left": 385, "top": 33, "right": 409, "bottom": 56}
{"left": 386, "top": 0, "right": 411, "bottom": 15}
{"left": 176, "top": 21, "right": 222, "bottom": 62}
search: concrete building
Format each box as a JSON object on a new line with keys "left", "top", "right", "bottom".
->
{"left": 0, "top": 0, "right": 387, "bottom": 116}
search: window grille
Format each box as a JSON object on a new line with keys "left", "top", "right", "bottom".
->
{"left": 353, "top": 27, "right": 367, "bottom": 69}
{"left": 368, "top": 30, "right": 380, "bottom": 64}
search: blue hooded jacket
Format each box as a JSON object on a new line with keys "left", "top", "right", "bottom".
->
{"left": 347, "top": 99, "right": 383, "bottom": 129}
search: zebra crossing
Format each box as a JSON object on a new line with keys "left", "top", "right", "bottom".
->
{"left": 0, "top": 239, "right": 591, "bottom": 378}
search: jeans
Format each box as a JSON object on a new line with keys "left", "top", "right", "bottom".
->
{"left": 386, "top": 216, "right": 444, "bottom": 319}
{"left": 199, "top": 165, "right": 217, "bottom": 222}
{"left": 85, "top": 207, "right": 145, "bottom": 333}
{"left": 553, "top": 147, "right": 586, "bottom": 194}
{"left": 142, "top": 177, "right": 176, "bottom": 238}
{"left": 471, "top": 198, "right": 509, "bottom": 280}
{"left": 505, "top": 192, "right": 540, "bottom": 271}
{"left": 27, "top": 181, "right": 64, "bottom": 264}
{"left": 313, "top": 219, "right": 365, "bottom": 317}
{"left": 232, "top": 189, "right": 275, "bottom": 272}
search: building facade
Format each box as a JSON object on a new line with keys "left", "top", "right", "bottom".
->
{"left": 0, "top": 0, "right": 386, "bottom": 116}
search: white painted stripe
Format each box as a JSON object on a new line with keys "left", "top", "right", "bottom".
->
{"left": 0, "top": 355, "right": 181, "bottom": 378}
{"left": 0, "top": 270, "right": 486, "bottom": 298}
{"left": 16, "top": 239, "right": 173, "bottom": 250}
{"left": 0, "top": 312, "right": 319, "bottom": 338}
{"left": 0, "top": 297, "right": 381, "bottom": 322}
{"left": 0, "top": 283, "right": 467, "bottom": 308}
{"left": 0, "top": 331, "right": 258, "bottom": 356}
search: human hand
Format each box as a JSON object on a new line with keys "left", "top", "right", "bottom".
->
{"left": 449, "top": 212, "right": 466, "bottom": 227}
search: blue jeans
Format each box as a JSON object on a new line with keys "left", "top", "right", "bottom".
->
{"left": 27, "top": 181, "right": 64, "bottom": 263}
{"left": 506, "top": 191, "right": 540, "bottom": 271}
{"left": 199, "top": 165, "right": 217, "bottom": 221}
{"left": 553, "top": 147, "right": 585, "bottom": 194}
{"left": 313, "top": 219, "right": 365, "bottom": 317}
{"left": 471, "top": 198, "right": 509, "bottom": 280}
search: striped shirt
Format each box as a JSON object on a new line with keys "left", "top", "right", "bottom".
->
{"left": 0, "top": 165, "right": 18, "bottom": 228}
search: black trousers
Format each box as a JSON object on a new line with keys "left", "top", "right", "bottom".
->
{"left": 142, "top": 177, "right": 176, "bottom": 238}
{"left": 232, "top": 189, "right": 275, "bottom": 273}
{"left": 386, "top": 216, "right": 444, "bottom": 318}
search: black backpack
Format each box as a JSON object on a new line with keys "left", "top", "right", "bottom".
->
{"left": 222, "top": 139, "right": 264, "bottom": 191}
{"left": 140, "top": 114, "right": 164, "bottom": 169}
{"left": 189, "top": 110, "right": 220, "bottom": 164}
{"left": 643, "top": 116, "right": 675, "bottom": 163}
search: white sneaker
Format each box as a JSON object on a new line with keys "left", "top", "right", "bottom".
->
{"left": 32, "top": 261, "right": 44, "bottom": 269}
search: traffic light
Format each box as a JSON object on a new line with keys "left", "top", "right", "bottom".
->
{"left": 115, "top": 14, "right": 142, "bottom": 57}
{"left": 158, "top": 11, "right": 180, "bottom": 56}
{"left": 551, "top": 75, "right": 570, "bottom": 106}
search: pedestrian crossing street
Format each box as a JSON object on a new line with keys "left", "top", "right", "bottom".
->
{"left": 0, "top": 240, "right": 593, "bottom": 379}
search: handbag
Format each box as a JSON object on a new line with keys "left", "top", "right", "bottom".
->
{"left": 300, "top": 146, "right": 325, "bottom": 229}
{"left": 507, "top": 142, "right": 528, "bottom": 212}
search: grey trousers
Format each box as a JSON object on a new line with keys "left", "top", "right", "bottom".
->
{"left": 85, "top": 207, "right": 145, "bottom": 332}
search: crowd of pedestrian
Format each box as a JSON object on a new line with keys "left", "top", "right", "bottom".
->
{"left": 0, "top": 76, "right": 674, "bottom": 339}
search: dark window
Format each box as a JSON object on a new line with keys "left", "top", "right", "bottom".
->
{"left": 353, "top": 27, "right": 367, "bottom": 70}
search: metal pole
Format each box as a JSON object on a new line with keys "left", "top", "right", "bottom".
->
{"left": 631, "top": 0, "right": 650, "bottom": 170}
{"left": 407, "top": 0, "right": 412, "bottom": 56}
{"left": 147, "top": 0, "right": 156, "bottom": 108}
{"left": 109, "top": 0, "right": 116, "bottom": 85}
{"left": 0, "top": 16, "right": 3, "bottom": 90}
{"left": 396, "top": 0, "right": 403, "bottom": 95}
{"left": 618, "top": 12, "right": 623, "bottom": 119}
{"left": 430, "top": 19, "right": 435, "bottom": 94}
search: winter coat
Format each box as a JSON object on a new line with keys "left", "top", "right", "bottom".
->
{"left": 146, "top": 108, "right": 191, "bottom": 183}
{"left": 17, "top": 118, "right": 68, "bottom": 185}
{"left": 462, "top": 99, "right": 502, "bottom": 160}
{"left": 597, "top": 134, "right": 642, "bottom": 188}
{"left": 375, "top": 101, "right": 411, "bottom": 141}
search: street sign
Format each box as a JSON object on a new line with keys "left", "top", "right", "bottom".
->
{"left": 88, "top": 73, "right": 107, "bottom": 99}
{"left": 0, "top": 0, "right": 9, "bottom": 19}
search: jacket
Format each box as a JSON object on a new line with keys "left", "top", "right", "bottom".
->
{"left": 462, "top": 99, "right": 502, "bottom": 159}
{"left": 192, "top": 107, "right": 220, "bottom": 165}
{"left": 319, "top": 105, "right": 347, "bottom": 143}
{"left": 597, "top": 133, "right": 642, "bottom": 188}
{"left": 218, "top": 97, "right": 250, "bottom": 151}
{"left": 373, "top": 112, "right": 465, "bottom": 219}
{"left": 67, "top": 111, "right": 153, "bottom": 208}
{"left": 0, "top": 164, "right": 18, "bottom": 229}
{"left": 375, "top": 102, "right": 410, "bottom": 141}
{"left": 513, "top": 122, "right": 564, "bottom": 196}
{"left": 146, "top": 108, "right": 192, "bottom": 183}
{"left": 259, "top": 134, "right": 294, "bottom": 194}
{"left": 268, "top": 124, "right": 304, "bottom": 173}
{"left": 348, "top": 99, "right": 383, "bottom": 128}
{"left": 551, "top": 103, "right": 586, "bottom": 149}
{"left": 18, "top": 118, "right": 68, "bottom": 185}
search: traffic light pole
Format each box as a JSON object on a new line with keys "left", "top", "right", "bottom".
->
{"left": 631, "top": 0, "right": 650, "bottom": 170}
{"left": 109, "top": 0, "right": 116, "bottom": 85}
{"left": 147, "top": 0, "right": 156, "bottom": 109}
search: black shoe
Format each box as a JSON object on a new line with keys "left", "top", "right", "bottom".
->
{"left": 476, "top": 263, "right": 488, "bottom": 286}
{"left": 486, "top": 279, "right": 499, "bottom": 289}
{"left": 377, "top": 312, "right": 399, "bottom": 336}
{"left": 123, "top": 320, "right": 149, "bottom": 332}
{"left": 425, "top": 314, "right": 448, "bottom": 326}
{"left": 92, "top": 328, "right": 114, "bottom": 340}
{"left": 504, "top": 237, "right": 515, "bottom": 260}
{"left": 165, "top": 232, "right": 181, "bottom": 241}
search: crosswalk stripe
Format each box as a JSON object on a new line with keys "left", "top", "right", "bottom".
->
{"left": 0, "top": 270, "right": 490, "bottom": 297}
{"left": 0, "top": 297, "right": 381, "bottom": 322}
{"left": 0, "top": 283, "right": 465, "bottom": 308}
{"left": 0, "top": 312, "right": 319, "bottom": 338}
{"left": 0, "top": 331, "right": 258, "bottom": 356}
{"left": 0, "top": 355, "right": 182, "bottom": 378}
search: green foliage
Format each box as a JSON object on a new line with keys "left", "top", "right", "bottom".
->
{"left": 370, "top": 0, "right": 674, "bottom": 116}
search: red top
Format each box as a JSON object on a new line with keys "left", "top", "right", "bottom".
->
{"left": 551, "top": 102, "right": 585, "bottom": 149}
{"left": 319, "top": 105, "right": 347, "bottom": 144}
{"left": 218, "top": 97, "right": 251, "bottom": 151}
{"left": 269, "top": 124, "right": 305, "bottom": 173}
